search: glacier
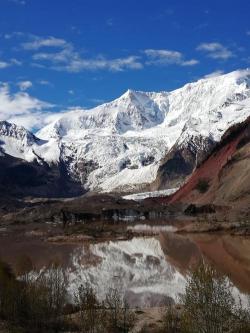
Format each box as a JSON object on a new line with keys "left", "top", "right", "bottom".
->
{"left": 0, "top": 69, "right": 250, "bottom": 193}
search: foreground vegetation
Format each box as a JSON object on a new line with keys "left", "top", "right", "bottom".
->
{"left": 0, "top": 257, "right": 134, "bottom": 333}
{"left": 163, "top": 262, "right": 250, "bottom": 333}
{"left": 0, "top": 258, "right": 249, "bottom": 332}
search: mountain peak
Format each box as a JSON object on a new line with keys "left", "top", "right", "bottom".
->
{"left": 1, "top": 69, "right": 250, "bottom": 193}
{"left": 119, "top": 89, "right": 141, "bottom": 101}
{"left": 0, "top": 120, "right": 40, "bottom": 146}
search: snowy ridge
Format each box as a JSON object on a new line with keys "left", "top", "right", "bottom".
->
{"left": 0, "top": 120, "right": 60, "bottom": 163}
{"left": 0, "top": 120, "right": 41, "bottom": 161}
{"left": 37, "top": 89, "right": 170, "bottom": 138}
{"left": 1, "top": 69, "right": 250, "bottom": 192}
{"left": 0, "top": 121, "right": 39, "bottom": 145}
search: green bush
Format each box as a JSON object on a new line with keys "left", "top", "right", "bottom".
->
{"left": 195, "top": 178, "right": 210, "bottom": 193}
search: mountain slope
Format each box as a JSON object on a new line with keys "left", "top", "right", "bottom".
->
{"left": 1, "top": 69, "right": 250, "bottom": 194}
{"left": 0, "top": 122, "right": 83, "bottom": 197}
{"left": 37, "top": 69, "right": 250, "bottom": 192}
{"left": 169, "top": 116, "right": 250, "bottom": 217}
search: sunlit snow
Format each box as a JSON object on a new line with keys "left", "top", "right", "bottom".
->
{"left": 1, "top": 69, "right": 250, "bottom": 192}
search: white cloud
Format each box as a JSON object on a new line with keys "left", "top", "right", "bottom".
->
{"left": 0, "top": 61, "right": 10, "bottom": 69}
{"left": 103, "top": 56, "right": 143, "bottom": 71}
{"left": 0, "top": 58, "right": 21, "bottom": 69}
{"left": 144, "top": 49, "right": 183, "bottom": 65}
{"left": 10, "top": 111, "right": 69, "bottom": 131}
{"left": 10, "top": 58, "right": 22, "bottom": 66}
{"left": 22, "top": 36, "right": 68, "bottom": 50}
{"left": 10, "top": 33, "right": 143, "bottom": 72}
{"left": 197, "top": 42, "right": 233, "bottom": 59}
{"left": 203, "top": 70, "right": 224, "bottom": 79}
{"left": 17, "top": 80, "right": 32, "bottom": 91}
{"left": 144, "top": 49, "right": 199, "bottom": 66}
{"left": 10, "top": 32, "right": 201, "bottom": 72}
{"left": 4, "top": 31, "right": 25, "bottom": 39}
{"left": 33, "top": 46, "right": 143, "bottom": 72}
{"left": 0, "top": 83, "right": 55, "bottom": 130}
{"left": 247, "top": 31, "right": 250, "bottom": 36}
{"left": 66, "top": 55, "right": 143, "bottom": 72}
{"left": 181, "top": 59, "right": 200, "bottom": 66}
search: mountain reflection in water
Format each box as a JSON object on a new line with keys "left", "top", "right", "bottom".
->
{"left": 1, "top": 229, "right": 250, "bottom": 308}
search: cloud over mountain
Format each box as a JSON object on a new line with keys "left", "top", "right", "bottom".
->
{"left": 0, "top": 82, "right": 57, "bottom": 130}
{"left": 197, "top": 42, "right": 233, "bottom": 60}
{"left": 144, "top": 49, "right": 199, "bottom": 66}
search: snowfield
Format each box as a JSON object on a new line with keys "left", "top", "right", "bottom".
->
{"left": 1, "top": 69, "right": 250, "bottom": 192}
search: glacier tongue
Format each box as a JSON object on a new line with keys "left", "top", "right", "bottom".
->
{"left": 1, "top": 69, "right": 250, "bottom": 193}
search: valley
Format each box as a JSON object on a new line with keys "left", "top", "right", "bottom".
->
{"left": 0, "top": 69, "right": 250, "bottom": 332}
{"left": 1, "top": 0, "right": 250, "bottom": 330}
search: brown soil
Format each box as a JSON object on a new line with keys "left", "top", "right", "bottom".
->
{"left": 166, "top": 117, "right": 250, "bottom": 221}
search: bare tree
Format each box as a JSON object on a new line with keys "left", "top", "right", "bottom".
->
{"left": 104, "top": 288, "right": 135, "bottom": 333}
{"left": 163, "top": 305, "right": 181, "bottom": 333}
{"left": 181, "top": 261, "right": 250, "bottom": 333}
{"left": 75, "top": 282, "right": 100, "bottom": 333}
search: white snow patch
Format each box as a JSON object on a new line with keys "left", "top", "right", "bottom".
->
{"left": 123, "top": 188, "right": 179, "bottom": 201}
{"left": 127, "top": 224, "right": 177, "bottom": 233}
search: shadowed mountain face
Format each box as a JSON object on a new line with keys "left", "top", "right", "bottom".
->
{"left": 151, "top": 135, "right": 215, "bottom": 190}
{"left": 0, "top": 150, "right": 84, "bottom": 198}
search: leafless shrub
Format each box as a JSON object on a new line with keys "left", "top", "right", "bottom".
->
{"left": 74, "top": 284, "right": 135, "bottom": 333}
{"left": 0, "top": 259, "right": 68, "bottom": 332}
{"left": 180, "top": 261, "right": 250, "bottom": 333}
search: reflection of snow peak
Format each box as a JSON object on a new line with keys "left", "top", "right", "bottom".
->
{"left": 67, "top": 237, "right": 186, "bottom": 307}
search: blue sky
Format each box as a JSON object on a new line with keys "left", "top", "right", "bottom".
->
{"left": 0, "top": 0, "right": 250, "bottom": 130}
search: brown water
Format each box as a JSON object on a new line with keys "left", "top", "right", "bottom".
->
{"left": 0, "top": 227, "right": 250, "bottom": 307}
{"left": 160, "top": 232, "right": 250, "bottom": 294}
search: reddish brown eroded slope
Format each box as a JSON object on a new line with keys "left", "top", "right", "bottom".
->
{"left": 168, "top": 116, "right": 250, "bottom": 208}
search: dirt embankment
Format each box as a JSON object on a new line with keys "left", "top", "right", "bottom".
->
{"left": 166, "top": 116, "right": 250, "bottom": 221}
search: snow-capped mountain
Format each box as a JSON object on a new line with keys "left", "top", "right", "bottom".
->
{"left": 0, "top": 121, "right": 41, "bottom": 161}
{"left": 0, "top": 121, "right": 83, "bottom": 197}
{"left": 1, "top": 69, "right": 250, "bottom": 194}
